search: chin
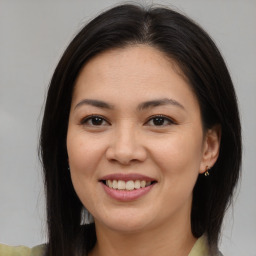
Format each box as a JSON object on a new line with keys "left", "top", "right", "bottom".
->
{"left": 95, "top": 209, "right": 154, "bottom": 233}
{"left": 104, "top": 220, "right": 149, "bottom": 234}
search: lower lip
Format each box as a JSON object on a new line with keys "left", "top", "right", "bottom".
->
{"left": 101, "top": 183, "right": 155, "bottom": 201}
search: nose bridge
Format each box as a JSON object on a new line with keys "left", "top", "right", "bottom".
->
{"left": 106, "top": 121, "right": 146, "bottom": 164}
{"left": 116, "top": 122, "right": 136, "bottom": 149}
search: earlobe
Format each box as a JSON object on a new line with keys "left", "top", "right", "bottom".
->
{"left": 199, "top": 125, "right": 221, "bottom": 174}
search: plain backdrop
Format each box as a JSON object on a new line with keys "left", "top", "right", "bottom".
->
{"left": 0, "top": 0, "right": 255, "bottom": 255}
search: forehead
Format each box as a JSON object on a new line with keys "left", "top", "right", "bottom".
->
{"left": 77, "top": 45, "right": 183, "bottom": 79}
{"left": 72, "top": 45, "right": 198, "bottom": 108}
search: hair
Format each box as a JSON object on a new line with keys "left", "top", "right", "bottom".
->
{"left": 39, "top": 3, "right": 242, "bottom": 256}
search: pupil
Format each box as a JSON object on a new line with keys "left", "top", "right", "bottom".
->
{"left": 153, "top": 117, "right": 164, "bottom": 126}
{"left": 92, "top": 117, "right": 103, "bottom": 125}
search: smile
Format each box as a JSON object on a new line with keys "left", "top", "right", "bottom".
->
{"left": 99, "top": 173, "right": 157, "bottom": 201}
{"left": 104, "top": 180, "right": 154, "bottom": 191}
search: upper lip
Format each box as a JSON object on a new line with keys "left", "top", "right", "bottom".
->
{"left": 99, "top": 173, "right": 157, "bottom": 182}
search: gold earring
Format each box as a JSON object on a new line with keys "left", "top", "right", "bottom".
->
{"left": 204, "top": 166, "right": 210, "bottom": 176}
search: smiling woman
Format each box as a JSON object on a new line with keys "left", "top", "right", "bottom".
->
{"left": 66, "top": 45, "right": 221, "bottom": 253}
{"left": 1, "top": 3, "right": 241, "bottom": 256}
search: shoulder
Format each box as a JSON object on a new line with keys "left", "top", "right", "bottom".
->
{"left": 30, "top": 244, "right": 46, "bottom": 256}
{"left": 0, "top": 243, "right": 46, "bottom": 256}
{"left": 188, "top": 235, "right": 224, "bottom": 256}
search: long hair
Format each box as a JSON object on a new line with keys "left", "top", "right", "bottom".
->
{"left": 40, "top": 4, "right": 242, "bottom": 255}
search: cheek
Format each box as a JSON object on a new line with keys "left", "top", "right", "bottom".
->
{"left": 149, "top": 133, "right": 203, "bottom": 212}
{"left": 149, "top": 131, "right": 203, "bottom": 177}
{"left": 66, "top": 133, "right": 104, "bottom": 209}
{"left": 67, "top": 132, "right": 106, "bottom": 174}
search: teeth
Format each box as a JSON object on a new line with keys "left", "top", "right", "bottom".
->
{"left": 118, "top": 180, "right": 126, "bottom": 190}
{"left": 106, "top": 180, "right": 113, "bottom": 188}
{"left": 112, "top": 180, "right": 118, "bottom": 189}
{"left": 126, "top": 180, "right": 134, "bottom": 190}
{"left": 140, "top": 180, "right": 146, "bottom": 188}
{"left": 134, "top": 180, "right": 140, "bottom": 189}
{"left": 105, "top": 180, "right": 153, "bottom": 190}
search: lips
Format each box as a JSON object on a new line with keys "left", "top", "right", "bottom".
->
{"left": 99, "top": 173, "right": 157, "bottom": 201}
{"left": 105, "top": 180, "right": 152, "bottom": 190}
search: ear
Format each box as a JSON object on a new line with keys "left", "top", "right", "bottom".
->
{"left": 199, "top": 125, "right": 221, "bottom": 174}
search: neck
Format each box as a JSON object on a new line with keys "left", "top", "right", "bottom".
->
{"left": 89, "top": 212, "right": 196, "bottom": 256}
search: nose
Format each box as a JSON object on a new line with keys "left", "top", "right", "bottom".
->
{"left": 105, "top": 125, "right": 147, "bottom": 165}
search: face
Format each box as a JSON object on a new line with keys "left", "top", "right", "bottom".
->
{"left": 67, "top": 45, "right": 219, "bottom": 234}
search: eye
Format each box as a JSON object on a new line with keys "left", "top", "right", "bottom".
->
{"left": 145, "top": 115, "right": 175, "bottom": 126}
{"left": 81, "top": 115, "right": 110, "bottom": 126}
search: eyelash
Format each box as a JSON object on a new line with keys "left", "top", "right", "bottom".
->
{"left": 80, "top": 115, "right": 110, "bottom": 126}
{"left": 80, "top": 114, "right": 176, "bottom": 127}
{"left": 145, "top": 114, "right": 176, "bottom": 126}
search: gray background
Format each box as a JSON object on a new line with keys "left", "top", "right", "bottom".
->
{"left": 0, "top": 0, "right": 255, "bottom": 255}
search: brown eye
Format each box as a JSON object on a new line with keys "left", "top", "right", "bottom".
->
{"left": 146, "top": 115, "right": 175, "bottom": 126}
{"left": 90, "top": 117, "right": 104, "bottom": 125}
{"left": 81, "top": 115, "right": 109, "bottom": 126}
{"left": 152, "top": 117, "right": 166, "bottom": 126}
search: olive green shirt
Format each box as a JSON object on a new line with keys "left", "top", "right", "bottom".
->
{"left": 0, "top": 235, "right": 222, "bottom": 255}
{"left": 0, "top": 244, "right": 45, "bottom": 256}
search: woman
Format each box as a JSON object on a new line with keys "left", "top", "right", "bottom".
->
{"left": 0, "top": 3, "right": 241, "bottom": 256}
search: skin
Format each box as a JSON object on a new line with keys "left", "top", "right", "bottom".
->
{"left": 67, "top": 45, "right": 220, "bottom": 256}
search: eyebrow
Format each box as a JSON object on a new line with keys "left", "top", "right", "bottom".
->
{"left": 74, "top": 99, "right": 114, "bottom": 110}
{"left": 137, "top": 98, "right": 185, "bottom": 111}
{"left": 74, "top": 98, "right": 185, "bottom": 111}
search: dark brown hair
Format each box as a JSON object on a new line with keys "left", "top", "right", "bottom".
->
{"left": 40, "top": 4, "right": 241, "bottom": 256}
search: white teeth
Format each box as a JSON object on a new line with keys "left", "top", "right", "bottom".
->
{"left": 126, "top": 180, "right": 135, "bottom": 190}
{"left": 140, "top": 180, "right": 146, "bottom": 188}
{"left": 112, "top": 180, "right": 118, "bottom": 189}
{"left": 118, "top": 180, "right": 126, "bottom": 190}
{"left": 105, "top": 180, "right": 153, "bottom": 190}
{"left": 134, "top": 180, "right": 140, "bottom": 189}
{"left": 107, "top": 180, "right": 113, "bottom": 188}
